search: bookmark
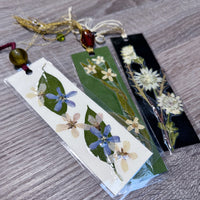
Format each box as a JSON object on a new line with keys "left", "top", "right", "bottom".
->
{"left": 71, "top": 46, "right": 167, "bottom": 178}
{"left": 5, "top": 58, "right": 154, "bottom": 196}
{"left": 111, "top": 34, "right": 200, "bottom": 152}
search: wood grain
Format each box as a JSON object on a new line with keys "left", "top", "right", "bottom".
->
{"left": 0, "top": 0, "right": 200, "bottom": 199}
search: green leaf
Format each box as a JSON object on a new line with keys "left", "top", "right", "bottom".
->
{"left": 158, "top": 121, "right": 179, "bottom": 148}
{"left": 38, "top": 72, "right": 67, "bottom": 115}
{"left": 134, "top": 57, "right": 144, "bottom": 65}
{"left": 102, "top": 81, "right": 135, "bottom": 118}
{"left": 109, "top": 112, "right": 127, "bottom": 126}
{"left": 80, "top": 62, "right": 88, "bottom": 68}
{"left": 169, "top": 132, "right": 179, "bottom": 148}
{"left": 166, "top": 121, "right": 179, "bottom": 147}
{"left": 158, "top": 122, "right": 166, "bottom": 130}
{"left": 84, "top": 106, "right": 113, "bottom": 163}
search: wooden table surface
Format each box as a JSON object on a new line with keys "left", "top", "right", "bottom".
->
{"left": 0, "top": 0, "right": 200, "bottom": 199}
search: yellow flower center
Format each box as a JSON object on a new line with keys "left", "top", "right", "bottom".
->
{"left": 132, "top": 123, "right": 138, "bottom": 128}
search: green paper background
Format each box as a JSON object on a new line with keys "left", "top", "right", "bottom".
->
{"left": 71, "top": 46, "right": 167, "bottom": 178}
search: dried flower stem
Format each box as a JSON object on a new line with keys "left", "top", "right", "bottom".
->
{"left": 125, "top": 64, "right": 172, "bottom": 153}
{"left": 159, "top": 74, "right": 166, "bottom": 96}
{"left": 126, "top": 64, "right": 151, "bottom": 105}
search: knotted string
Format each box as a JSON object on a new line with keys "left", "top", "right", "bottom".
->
{"left": 14, "top": 7, "right": 127, "bottom": 49}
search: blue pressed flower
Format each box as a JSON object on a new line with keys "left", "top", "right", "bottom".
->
{"left": 89, "top": 124, "right": 120, "bottom": 156}
{"left": 46, "top": 87, "right": 77, "bottom": 112}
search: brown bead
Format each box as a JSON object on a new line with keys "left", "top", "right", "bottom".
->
{"left": 9, "top": 48, "right": 28, "bottom": 66}
{"left": 81, "top": 29, "right": 95, "bottom": 49}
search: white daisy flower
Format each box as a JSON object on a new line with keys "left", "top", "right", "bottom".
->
{"left": 85, "top": 64, "right": 97, "bottom": 74}
{"left": 92, "top": 56, "right": 105, "bottom": 65}
{"left": 101, "top": 68, "right": 117, "bottom": 82}
{"left": 134, "top": 68, "right": 162, "bottom": 91}
{"left": 121, "top": 45, "right": 138, "bottom": 65}
{"left": 157, "top": 93, "right": 183, "bottom": 115}
{"left": 26, "top": 83, "right": 46, "bottom": 106}
{"left": 125, "top": 117, "right": 145, "bottom": 134}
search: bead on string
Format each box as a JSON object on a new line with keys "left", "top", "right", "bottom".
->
{"left": 0, "top": 42, "right": 32, "bottom": 74}
{"left": 13, "top": 7, "right": 127, "bottom": 53}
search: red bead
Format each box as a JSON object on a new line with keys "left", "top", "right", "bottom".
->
{"left": 81, "top": 29, "right": 95, "bottom": 48}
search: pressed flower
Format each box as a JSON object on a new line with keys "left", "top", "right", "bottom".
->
{"left": 134, "top": 68, "right": 162, "bottom": 91}
{"left": 114, "top": 141, "right": 137, "bottom": 172}
{"left": 89, "top": 125, "right": 120, "bottom": 156}
{"left": 157, "top": 93, "right": 183, "bottom": 115}
{"left": 85, "top": 64, "right": 97, "bottom": 74}
{"left": 46, "top": 87, "right": 77, "bottom": 112}
{"left": 26, "top": 83, "right": 46, "bottom": 106}
{"left": 101, "top": 68, "right": 117, "bottom": 82}
{"left": 92, "top": 56, "right": 105, "bottom": 65}
{"left": 121, "top": 45, "right": 138, "bottom": 65}
{"left": 84, "top": 113, "right": 103, "bottom": 130}
{"left": 56, "top": 113, "right": 84, "bottom": 138}
{"left": 126, "top": 117, "right": 145, "bottom": 134}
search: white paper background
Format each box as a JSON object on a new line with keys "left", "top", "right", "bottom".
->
{"left": 6, "top": 58, "right": 152, "bottom": 195}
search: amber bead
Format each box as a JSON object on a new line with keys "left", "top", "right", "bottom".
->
{"left": 9, "top": 48, "right": 28, "bottom": 66}
{"left": 81, "top": 29, "right": 95, "bottom": 48}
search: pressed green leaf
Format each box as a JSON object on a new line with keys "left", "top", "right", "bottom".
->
{"left": 158, "top": 122, "right": 166, "bottom": 130}
{"left": 158, "top": 120, "right": 179, "bottom": 148}
{"left": 80, "top": 62, "right": 88, "bottom": 68}
{"left": 138, "top": 129, "right": 151, "bottom": 148}
{"left": 84, "top": 106, "right": 113, "bottom": 163}
{"left": 170, "top": 132, "right": 179, "bottom": 147}
{"left": 134, "top": 57, "right": 144, "bottom": 65}
{"left": 166, "top": 121, "right": 179, "bottom": 148}
{"left": 109, "top": 112, "right": 127, "bottom": 126}
{"left": 38, "top": 72, "right": 67, "bottom": 115}
{"left": 102, "top": 80, "right": 135, "bottom": 118}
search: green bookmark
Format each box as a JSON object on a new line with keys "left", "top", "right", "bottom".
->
{"left": 72, "top": 46, "right": 167, "bottom": 180}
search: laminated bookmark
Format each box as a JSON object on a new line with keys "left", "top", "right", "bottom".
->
{"left": 12, "top": 8, "right": 167, "bottom": 195}
{"left": 5, "top": 58, "right": 153, "bottom": 197}
{"left": 71, "top": 46, "right": 167, "bottom": 184}
{"left": 111, "top": 34, "right": 200, "bottom": 152}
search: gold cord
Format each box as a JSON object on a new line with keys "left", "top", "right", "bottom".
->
{"left": 13, "top": 7, "right": 126, "bottom": 50}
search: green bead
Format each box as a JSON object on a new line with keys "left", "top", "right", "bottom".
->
{"left": 56, "top": 33, "right": 65, "bottom": 42}
{"left": 9, "top": 48, "right": 28, "bottom": 66}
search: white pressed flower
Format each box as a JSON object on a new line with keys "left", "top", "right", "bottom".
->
{"left": 114, "top": 141, "right": 137, "bottom": 172}
{"left": 84, "top": 113, "right": 103, "bottom": 130}
{"left": 85, "top": 64, "right": 97, "bottom": 74}
{"left": 121, "top": 45, "right": 138, "bottom": 65}
{"left": 26, "top": 83, "right": 46, "bottom": 106}
{"left": 92, "top": 56, "right": 105, "bottom": 65}
{"left": 134, "top": 68, "right": 162, "bottom": 91}
{"left": 101, "top": 68, "right": 117, "bottom": 82}
{"left": 56, "top": 113, "right": 84, "bottom": 138}
{"left": 157, "top": 93, "right": 183, "bottom": 115}
{"left": 125, "top": 117, "right": 145, "bottom": 134}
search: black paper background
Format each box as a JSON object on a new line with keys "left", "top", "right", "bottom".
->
{"left": 111, "top": 34, "right": 200, "bottom": 151}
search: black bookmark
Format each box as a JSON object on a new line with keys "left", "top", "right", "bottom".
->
{"left": 111, "top": 34, "right": 199, "bottom": 152}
